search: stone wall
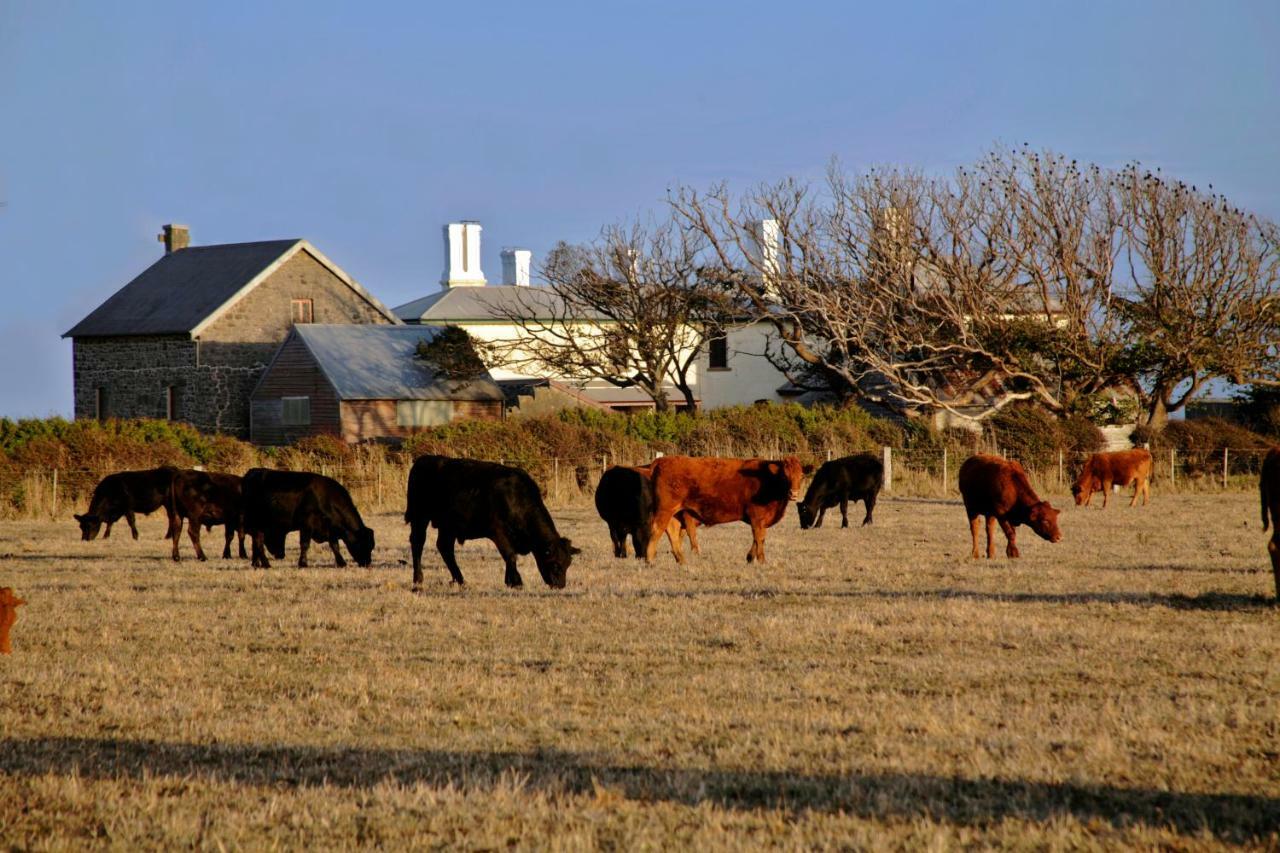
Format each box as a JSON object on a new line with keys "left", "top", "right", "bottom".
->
{"left": 72, "top": 336, "right": 198, "bottom": 422}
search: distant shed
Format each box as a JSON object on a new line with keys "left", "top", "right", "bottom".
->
{"left": 250, "top": 325, "right": 504, "bottom": 445}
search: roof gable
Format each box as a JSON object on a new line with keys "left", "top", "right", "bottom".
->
{"left": 393, "top": 285, "right": 601, "bottom": 322}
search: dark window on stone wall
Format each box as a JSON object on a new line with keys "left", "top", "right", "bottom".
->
{"left": 95, "top": 387, "right": 107, "bottom": 420}
{"left": 708, "top": 335, "right": 729, "bottom": 370}
{"left": 166, "top": 386, "right": 178, "bottom": 421}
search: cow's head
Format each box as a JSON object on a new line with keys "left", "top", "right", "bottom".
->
{"left": 74, "top": 513, "right": 102, "bottom": 541}
{"left": 348, "top": 526, "right": 375, "bottom": 568}
{"left": 775, "top": 456, "right": 810, "bottom": 502}
{"left": 1070, "top": 474, "right": 1096, "bottom": 506}
{"left": 796, "top": 501, "right": 818, "bottom": 529}
{"left": 1028, "top": 500, "right": 1063, "bottom": 543}
{"left": 533, "top": 536, "right": 579, "bottom": 589}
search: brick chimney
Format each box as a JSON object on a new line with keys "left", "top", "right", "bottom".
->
{"left": 158, "top": 224, "right": 190, "bottom": 254}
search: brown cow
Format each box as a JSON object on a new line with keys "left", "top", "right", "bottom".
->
{"left": 1260, "top": 448, "right": 1280, "bottom": 600}
{"left": 1072, "top": 448, "right": 1153, "bottom": 508}
{"left": 959, "top": 454, "right": 1062, "bottom": 559}
{"left": 0, "top": 587, "right": 24, "bottom": 654}
{"left": 644, "top": 455, "right": 810, "bottom": 564}
{"left": 167, "top": 470, "right": 246, "bottom": 562}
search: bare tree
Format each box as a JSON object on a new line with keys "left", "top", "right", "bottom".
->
{"left": 492, "top": 219, "right": 729, "bottom": 412}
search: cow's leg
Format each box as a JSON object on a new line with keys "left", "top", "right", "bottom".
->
{"left": 648, "top": 507, "right": 683, "bottom": 564}
{"left": 684, "top": 516, "right": 701, "bottom": 556}
{"left": 1269, "top": 535, "right": 1280, "bottom": 601}
{"left": 126, "top": 511, "right": 139, "bottom": 540}
{"left": 814, "top": 507, "right": 825, "bottom": 528}
{"left": 1140, "top": 477, "right": 1150, "bottom": 506}
{"left": 969, "top": 515, "right": 982, "bottom": 559}
{"left": 409, "top": 520, "right": 429, "bottom": 587}
{"left": 187, "top": 518, "right": 207, "bottom": 562}
{"left": 170, "top": 517, "right": 183, "bottom": 562}
{"left": 251, "top": 532, "right": 270, "bottom": 569}
{"left": 222, "top": 523, "right": 234, "bottom": 559}
{"left": 1101, "top": 481, "right": 1111, "bottom": 508}
{"left": 491, "top": 528, "right": 523, "bottom": 588}
{"left": 608, "top": 523, "right": 627, "bottom": 558}
{"left": 329, "top": 539, "right": 347, "bottom": 568}
{"left": 163, "top": 508, "right": 177, "bottom": 541}
{"left": 746, "top": 519, "right": 767, "bottom": 563}
{"left": 297, "top": 531, "right": 310, "bottom": 569}
{"left": 986, "top": 516, "right": 998, "bottom": 559}
{"left": 103, "top": 520, "right": 112, "bottom": 539}
{"left": 862, "top": 494, "right": 876, "bottom": 526}
{"left": 236, "top": 524, "right": 247, "bottom": 560}
{"left": 436, "top": 532, "right": 466, "bottom": 586}
{"left": 1128, "top": 477, "right": 1140, "bottom": 507}
{"left": 840, "top": 499, "right": 850, "bottom": 528}
{"left": 1000, "top": 519, "right": 1019, "bottom": 558}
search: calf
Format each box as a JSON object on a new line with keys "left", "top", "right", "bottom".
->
{"left": 241, "top": 468, "right": 374, "bottom": 569}
{"left": 167, "top": 470, "right": 246, "bottom": 562}
{"left": 74, "top": 467, "right": 178, "bottom": 541}
{"left": 796, "top": 452, "right": 883, "bottom": 529}
{"left": 1072, "top": 448, "right": 1153, "bottom": 508}
{"left": 1260, "top": 448, "right": 1280, "bottom": 600}
{"left": 645, "top": 455, "right": 810, "bottom": 564}
{"left": 594, "top": 464, "right": 700, "bottom": 559}
{"left": 958, "top": 454, "right": 1062, "bottom": 559}
{"left": 406, "top": 455, "right": 578, "bottom": 589}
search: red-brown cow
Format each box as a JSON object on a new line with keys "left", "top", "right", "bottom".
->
{"left": 644, "top": 456, "right": 810, "bottom": 564}
{"left": 1072, "top": 448, "right": 1153, "bottom": 508}
{"left": 1260, "top": 447, "right": 1280, "bottom": 600}
{"left": 959, "top": 454, "right": 1062, "bottom": 559}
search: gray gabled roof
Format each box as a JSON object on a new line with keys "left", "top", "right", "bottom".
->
{"left": 393, "top": 285, "right": 603, "bottom": 323}
{"left": 288, "top": 324, "right": 504, "bottom": 401}
{"left": 64, "top": 239, "right": 399, "bottom": 338}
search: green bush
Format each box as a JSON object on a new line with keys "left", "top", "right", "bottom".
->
{"left": 989, "top": 404, "right": 1105, "bottom": 468}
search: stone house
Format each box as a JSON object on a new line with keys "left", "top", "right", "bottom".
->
{"left": 63, "top": 225, "right": 400, "bottom": 437}
{"left": 250, "top": 325, "right": 504, "bottom": 445}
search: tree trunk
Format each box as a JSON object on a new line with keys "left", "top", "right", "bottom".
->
{"left": 1144, "top": 396, "right": 1170, "bottom": 430}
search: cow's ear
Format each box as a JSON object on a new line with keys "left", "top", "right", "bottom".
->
{"left": 73, "top": 514, "right": 84, "bottom": 522}
{"left": 802, "top": 463, "right": 815, "bottom": 475}
{"left": 766, "top": 462, "right": 781, "bottom": 475}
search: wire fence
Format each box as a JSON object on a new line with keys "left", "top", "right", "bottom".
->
{"left": 3, "top": 445, "right": 1272, "bottom": 522}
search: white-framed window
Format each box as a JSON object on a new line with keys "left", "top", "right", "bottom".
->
{"left": 396, "top": 400, "right": 452, "bottom": 427}
{"left": 291, "top": 298, "right": 314, "bottom": 324}
{"left": 282, "top": 396, "right": 311, "bottom": 426}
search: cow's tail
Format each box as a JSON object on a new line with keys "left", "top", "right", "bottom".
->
{"left": 404, "top": 463, "right": 422, "bottom": 524}
{"left": 1263, "top": 476, "right": 1271, "bottom": 532}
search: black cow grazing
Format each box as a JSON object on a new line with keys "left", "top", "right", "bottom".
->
{"left": 168, "top": 470, "right": 246, "bottom": 562}
{"left": 241, "top": 468, "right": 374, "bottom": 569}
{"left": 406, "top": 455, "right": 578, "bottom": 589}
{"left": 796, "top": 453, "right": 884, "bottom": 529}
{"left": 74, "top": 467, "right": 178, "bottom": 541}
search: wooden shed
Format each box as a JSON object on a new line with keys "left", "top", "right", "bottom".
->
{"left": 250, "top": 325, "right": 504, "bottom": 445}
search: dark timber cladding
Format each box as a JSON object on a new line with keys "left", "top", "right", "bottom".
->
{"left": 64, "top": 232, "right": 399, "bottom": 437}
{"left": 250, "top": 324, "right": 505, "bottom": 445}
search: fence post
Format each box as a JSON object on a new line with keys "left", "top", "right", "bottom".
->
{"left": 942, "top": 448, "right": 948, "bottom": 496}
{"left": 1170, "top": 449, "right": 1176, "bottom": 487}
{"left": 882, "top": 446, "right": 893, "bottom": 493}
{"left": 51, "top": 468, "right": 59, "bottom": 519}
{"left": 554, "top": 458, "right": 560, "bottom": 501}
{"left": 826, "top": 449, "right": 833, "bottom": 462}
{"left": 1223, "top": 447, "right": 1229, "bottom": 490}
{"left": 1058, "top": 450, "right": 1064, "bottom": 490}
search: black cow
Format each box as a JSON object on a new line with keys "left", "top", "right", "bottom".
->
{"left": 595, "top": 465, "right": 656, "bottom": 559}
{"left": 405, "top": 455, "right": 578, "bottom": 589}
{"left": 168, "top": 470, "right": 246, "bottom": 562}
{"left": 242, "top": 468, "right": 374, "bottom": 569}
{"left": 75, "top": 466, "right": 178, "bottom": 541}
{"left": 796, "top": 453, "right": 883, "bottom": 529}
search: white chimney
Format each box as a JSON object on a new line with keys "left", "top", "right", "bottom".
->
{"left": 746, "top": 219, "right": 781, "bottom": 298}
{"left": 500, "top": 247, "right": 532, "bottom": 286}
{"left": 441, "top": 221, "right": 487, "bottom": 288}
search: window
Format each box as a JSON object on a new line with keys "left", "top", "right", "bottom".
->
{"left": 165, "top": 386, "right": 178, "bottom": 421}
{"left": 708, "top": 335, "right": 729, "bottom": 370}
{"left": 282, "top": 396, "right": 311, "bottom": 426}
{"left": 291, "top": 298, "right": 314, "bottom": 324}
{"left": 94, "top": 387, "right": 107, "bottom": 420}
{"left": 396, "top": 400, "right": 453, "bottom": 427}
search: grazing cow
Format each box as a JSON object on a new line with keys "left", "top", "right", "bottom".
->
{"left": 406, "top": 455, "right": 578, "bottom": 589}
{"left": 645, "top": 455, "right": 811, "bottom": 564}
{"left": 241, "top": 468, "right": 374, "bottom": 569}
{"left": 167, "top": 470, "right": 246, "bottom": 562}
{"left": 74, "top": 467, "right": 178, "bottom": 541}
{"left": 959, "top": 454, "right": 1062, "bottom": 559}
{"left": 1072, "top": 448, "right": 1154, "bottom": 508}
{"left": 0, "top": 587, "right": 24, "bottom": 655}
{"left": 594, "top": 464, "right": 700, "bottom": 559}
{"left": 796, "top": 452, "right": 884, "bottom": 529}
{"left": 1260, "top": 448, "right": 1280, "bottom": 600}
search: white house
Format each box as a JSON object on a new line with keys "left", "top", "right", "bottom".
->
{"left": 393, "top": 221, "right": 793, "bottom": 411}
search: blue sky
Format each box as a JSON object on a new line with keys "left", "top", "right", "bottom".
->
{"left": 1, "top": 1, "right": 1277, "bottom": 417}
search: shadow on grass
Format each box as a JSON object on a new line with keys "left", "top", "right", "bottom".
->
{"left": 0, "top": 736, "right": 1274, "bottom": 843}
{"left": 894, "top": 588, "right": 1277, "bottom": 612}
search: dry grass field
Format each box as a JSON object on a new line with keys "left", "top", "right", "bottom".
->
{"left": 1, "top": 491, "right": 1277, "bottom": 850}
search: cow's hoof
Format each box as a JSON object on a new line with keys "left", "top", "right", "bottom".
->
{"left": 198, "top": 554, "right": 208, "bottom": 562}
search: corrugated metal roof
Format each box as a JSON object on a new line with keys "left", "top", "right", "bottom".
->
{"left": 393, "top": 285, "right": 603, "bottom": 322}
{"left": 64, "top": 240, "right": 301, "bottom": 337}
{"left": 292, "top": 324, "right": 504, "bottom": 401}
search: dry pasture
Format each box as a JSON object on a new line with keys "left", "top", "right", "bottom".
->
{"left": 1, "top": 492, "right": 1277, "bottom": 849}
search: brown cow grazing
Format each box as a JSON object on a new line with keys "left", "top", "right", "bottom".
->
{"left": 0, "top": 587, "right": 24, "bottom": 654}
{"left": 645, "top": 455, "right": 811, "bottom": 564}
{"left": 1260, "top": 448, "right": 1280, "bottom": 600}
{"left": 168, "top": 470, "right": 246, "bottom": 562}
{"left": 959, "top": 454, "right": 1062, "bottom": 559}
{"left": 1072, "top": 448, "right": 1153, "bottom": 508}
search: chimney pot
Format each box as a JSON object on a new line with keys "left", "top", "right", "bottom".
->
{"left": 159, "top": 224, "right": 190, "bottom": 254}
{"left": 441, "top": 221, "right": 486, "bottom": 288}
{"left": 501, "top": 247, "right": 532, "bottom": 286}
